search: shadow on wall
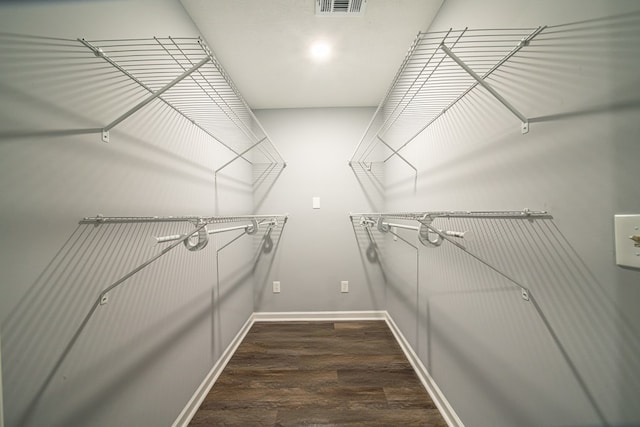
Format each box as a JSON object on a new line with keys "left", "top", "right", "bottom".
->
{"left": 0, "top": 218, "right": 273, "bottom": 427}
{"left": 253, "top": 162, "right": 287, "bottom": 212}
{"left": 32, "top": 291, "right": 213, "bottom": 427}
{"left": 252, "top": 218, "right": 289, "bottom": 309}
{"left": 212, "top": 218, "right": 288, "bottom": 347}
{"left": 348, "top": 161, "right": 385, "bottom": 212}
{"left": 351, "top": 215, "right": 640, "bottom": 425}
{"left": 348, "top": 216, "right": 388, "bottom": 310}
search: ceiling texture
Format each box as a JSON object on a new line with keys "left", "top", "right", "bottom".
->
{"left": 180, "top": 0, "right": 444, "bottom": 110}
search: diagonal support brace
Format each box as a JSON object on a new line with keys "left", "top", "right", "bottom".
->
{"left": 439, "top": 43, "right": 529, "bottom": 134}
{"left": 103, "top": 56, "right": 211, "bottom": 133}
{"left": 215, "top": 137, "right": 267, "bottom": 174}
{"left": 377, "top": 135, "right": 417, "bottom": 174}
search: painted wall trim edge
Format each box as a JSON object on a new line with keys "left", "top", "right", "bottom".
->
{"left": 172, "top": 310, "right": 463, "bottom": 427}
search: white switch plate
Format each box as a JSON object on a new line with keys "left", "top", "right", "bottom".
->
{"left": 614, "top": 215, "right": 640, "bottom": 269}
{"left": 312, "top": 197, "right": 320, "bottom": 209}
{"left": 341, "top": 280, "right": 349, "bottom": 293}
{"left": 273, "top": 281, "right": 281, "bottom": 293}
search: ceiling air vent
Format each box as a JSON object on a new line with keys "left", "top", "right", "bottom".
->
{"left": 316, "top": 0, "right": 366, "bottom": 16}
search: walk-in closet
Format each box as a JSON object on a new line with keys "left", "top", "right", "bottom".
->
{"left": 1, "top": 1, "right": 639, "bottom": 426}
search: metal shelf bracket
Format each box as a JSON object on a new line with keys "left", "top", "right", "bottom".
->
{"left": 439, "top": 43, "right": 529, "bottom": 134}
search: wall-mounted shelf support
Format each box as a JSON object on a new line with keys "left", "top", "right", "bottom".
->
{"left": 350, "top": 26, "right": 546, "bottom": 166}
{"left": 352, "top": 209, "right": 549, "bottom": 300}
{"left": 102, "top": 56, "right": 210, "bottom": 134}
{"left": 377, "top": 135, "right": 417, "bottom": 173}
{"left": 77, "top": 37, "right": 285, "bottom": 168}
{"left": 354, "top": 208, "right": 550, "bottom": 250}
{"left": 215, "top": 137, "right": 267, "bottom": 174}
{"left": 81, "top": 214, "right": 287, "bottom": 252}
{"left": 438, "top": 43, "right": 529, "bottom": 134}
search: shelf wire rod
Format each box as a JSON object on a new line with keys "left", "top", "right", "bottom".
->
{"left": 195, "top": 40, "right": 282, "bottom": 165}
{"left": 158, "top": 37, "right": 254, "bottom": 165}
{"left": 80, "top": 214, "right": 288, "bottom": 225}
{"left": 77, "top": 38, "right": 249, "bottom": 162}
{"left": 349, "top": 30, "right": 428, "bottom": 163}
{"left": 350, "top": 210, "right": 550, "bottom": 221}
{"left": 21, "top": 222, "right": 207, "bottom": 427}
{"left": 378, "top": 28, "right": 467, "bottom": 139}
{"left": 382, "top": 26, "right": 544, "bottom": 163}
{"left": 352, "top": 29, "right": 464, "bottom": 164}
{"left": 164, "top": 38, "right": 260, "bottom": 145}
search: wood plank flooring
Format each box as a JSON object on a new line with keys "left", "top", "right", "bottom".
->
{"left": 189, "top": 321, "right": 447, "bottom": 426}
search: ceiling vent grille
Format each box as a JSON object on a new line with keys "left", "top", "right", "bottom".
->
{"left": 316, "top": 0, "right": 366, "bottom": 16}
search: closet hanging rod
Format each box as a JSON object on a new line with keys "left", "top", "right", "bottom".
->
{"left": 353, "top": 209, "right": 550, "bottom": 248}
{"left": 350, "top": 209, "right": 550, "bottom": 221}
{"left": 155, "top": 218, "right": 278, "bottom": 244}
{"left": 80, "top": 214, "right": 289, "bottom": 225}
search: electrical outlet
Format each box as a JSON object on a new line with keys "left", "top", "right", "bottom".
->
{"left": 615, "top": 215, "right": 640, "bottom": 268}
{"left": 273, "top": 281, "right": 281, "bottom": 293}
{"left": 341, "top": 280, "right": 349, "bottom": 293}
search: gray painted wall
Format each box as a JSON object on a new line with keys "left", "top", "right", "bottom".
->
{"left": 381, "top": 0, "right": 640, "bottom": 426}
{"left": 252, "top": 107, "right": 385, "bottom": 313}
{"left": 0, "top": 1, "right": 258, "bottom": 426}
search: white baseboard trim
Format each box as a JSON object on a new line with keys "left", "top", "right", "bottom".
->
{"left": 252, "top": 310, "right": 387, "bottom": 322}
{"left": 171, "top": 314, "right": 256, "bottom": 427}
{"left": 174, "top": 310, "right": 461, "bottom": 427}
{"left": 384, "top": 314, "right": 464, "bottom": 427}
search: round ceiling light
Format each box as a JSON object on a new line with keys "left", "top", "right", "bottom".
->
{"left": 310, "top": 41, "right": 331, "bottom": 61}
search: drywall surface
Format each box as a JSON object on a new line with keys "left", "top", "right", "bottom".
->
{"left": 0, "top": 1, "right": 256, "bottom": 426}
{"left": 381, "top": 1, "right": 640, "bottom": 426}
{"left": 252, "top": 107, "right": 386, "bottom": 312}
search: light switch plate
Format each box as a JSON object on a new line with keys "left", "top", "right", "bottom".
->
{"left": 312, "top": 197, "right": 320, "bottom": 209}
{"left": 614, "top": 215, "right": 640, "bottom": 269}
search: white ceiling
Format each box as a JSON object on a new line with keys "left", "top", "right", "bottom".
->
{"left": 180, "top": 0, "right": 444, "bottom": 110}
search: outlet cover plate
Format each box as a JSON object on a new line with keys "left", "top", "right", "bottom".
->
{"left": 614, "top": 215, "right": 640, "bottom": 269}
{"left": 341, "top": 280, "right": 349, "bottom": 293}
{"left": 273, "top": 281, "right": 281, "bottom": 293}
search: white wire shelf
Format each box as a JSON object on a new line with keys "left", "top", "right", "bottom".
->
{"left": 77, "top": 36, "right": 285, "bottom": 168}
{"left": 80, "top": 213, "right": 289, "bottom": 225}
{"left": 349, "top": 26, "right": 546, "bottom": 166}
{"left": 352, "top": 209, "right": 550, "bottom": 249}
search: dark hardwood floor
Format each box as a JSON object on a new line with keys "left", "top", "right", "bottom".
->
{"left": 189, "top": 321, "right": 447, "bottom": 426}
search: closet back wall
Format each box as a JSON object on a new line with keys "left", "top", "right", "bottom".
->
{"left": 253, "top": 107, "right": 384, "bottom": 313}
{"left": 0, "top": 1, "right": 255, "bottom": 426}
